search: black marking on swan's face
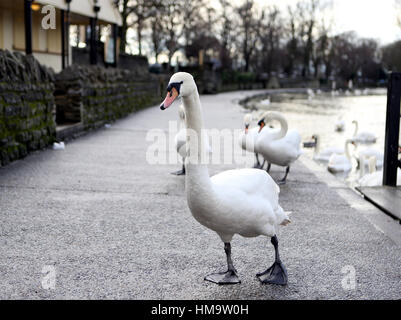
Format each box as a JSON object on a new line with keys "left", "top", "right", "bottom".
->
{"left": 166, "top": 81, "right": 183, "bottom": 95}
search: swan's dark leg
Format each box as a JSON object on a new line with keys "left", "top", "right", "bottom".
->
{"left": 257, "top": 235, "right": 288, "bottom": 285}
{"left": 171, "top": 163, "right": 185, "bottom": 175}
{"left": 277, "top": 166, "right": 290, "bottom": 185}
{"left": 253, "top": 154, "right": 261, "bottom": 168}
{"left": 266, "top": 163, "right": 271, "bottom": 173}
{"left": 204, "top": 242, "right": 241, "bottom": 285}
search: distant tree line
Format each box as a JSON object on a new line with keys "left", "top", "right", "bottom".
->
{"left": 115, "top": 0, "right": 397, "bottom": 84}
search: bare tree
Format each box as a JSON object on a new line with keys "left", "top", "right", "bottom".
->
{"left": 162, "top": 0, "right": 184, "bottom": 67}
{"left": 236, "top": 0, "right": 264, "bottom": 72}
{"left": 258, "top": 6, "right": 283, "bottom": 75}
{"left": 218, "top": 0, "right": 235, "bottom": 69}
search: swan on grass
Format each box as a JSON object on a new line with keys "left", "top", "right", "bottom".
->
{"left": 351, "top": 120, "right": 377, "bottom": 144}
{"left": 160, "top": 72, "right": 290, "bottom": 286}
{"left": 327, "top": 140, "right": 355, "bottom": 173}
{"left": 255, "top": 112, "right": 302, "bottom": 184}
{"left": 311, "top": 135, "right": 344, "bottom": 162}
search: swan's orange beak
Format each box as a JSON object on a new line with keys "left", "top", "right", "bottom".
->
{"left": 245, "top": 124, "right": 249, "bottom": 134}
{"left": 160, "top": 87, "right": 179, "bottom": 110}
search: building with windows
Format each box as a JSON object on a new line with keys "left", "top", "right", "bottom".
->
{"left": 0, "top": 0, "right": 122, "bottom": 72}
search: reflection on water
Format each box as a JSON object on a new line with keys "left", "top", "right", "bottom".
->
{"left": 245, "top": 89, "right": 388, "bottom": 188}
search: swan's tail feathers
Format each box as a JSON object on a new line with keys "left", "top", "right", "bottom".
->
{"left": 280, "top": 218, "right": 291, "bottom": 226}
{"left": 280, "top": 211, "right": 292, "bottom": 226}
{"left": 275, "top": 206, "right": 291, "bottom": 226}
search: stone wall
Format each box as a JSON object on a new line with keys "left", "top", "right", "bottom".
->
{"left": 0, "top": 50, "right": 56, "bottom": 167}
{"left": 55, "top": 64, "right": 162, "bottom": 129}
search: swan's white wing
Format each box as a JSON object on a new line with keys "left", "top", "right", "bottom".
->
{"left": 210, "top": 168, "right": 288, "bottom": 234}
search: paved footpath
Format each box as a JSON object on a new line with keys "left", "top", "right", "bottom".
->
{"left": 0, "top": 90, "right": 400, "bottom": 299}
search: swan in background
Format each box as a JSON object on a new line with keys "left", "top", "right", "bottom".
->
{"left": 256, "top": 112, "right": 302, "bottom": 184}
{"left": 358, "top": 156, "right": 401, "bottom": 187}
{"left": 239, "top": 113, "right": 263, "bottom": 168}
{"left": 357, "top": 147, "right": 384, "bottom": 169}
{"left": 334, "top": 117, "right": 345, "bottom": 132}
{"left": 160, "top": 72, "right": 290, "bottom": 285}
{"left": 327, "top": 140, "right": 355, "bottom": 173}
{"left": 351, "top": 120, "right": 377, "bottom": 144}
{"left": 312, "top": 135, "right": 344, "bottom": 162}
{"left": 260, "top": 97, "right": 271, "bottom": 106}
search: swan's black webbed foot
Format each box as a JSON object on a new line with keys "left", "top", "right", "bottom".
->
{"left": 253, "top": 154, "right": 262, "bottom": 168}
{"left": 277, "top": 166, "right": 290, "bottom": 185}
{"left": 205, "top": 242, "right": 241, "bottom": 285}
{"left": 257, "top": 235, "right": 288, "bottom": 285}
{"left": 170, "top": 165, "right": 185, "bottom": 175}
{"left": 205, "top": 270, "right": 241, "bottom": 285}
{"left": 265, "top": 163, "right": 271, "bottom": 173}
{"left": 257, "top": 260, "right": 288, "bottom": 285}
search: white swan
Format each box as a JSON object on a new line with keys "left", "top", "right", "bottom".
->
{"left": 357, "top": 147, "right": 383, "bottom": 169}
{"left": 312, "top": 134, "right": 344, "bottom": 162}
{"left": 351, "top": 120, "right": 377, "bottom": 144}
{"left": 334, "top": 118, "right": 345, "bottom": 132}
{"left": 255, "top": 112, "right": 302, "bottom": 184}
{"left": 172, "top": 104, "right": 187, "bottom": 175}
{"left": 239, "top": 114, "right": 264, "bottom": 168}
{"left": 358, "top": 156, "right": 401, "bottom": 187}
{"left": 327, "top": 140, "right": 355, "bottom": 173}
{"left": 160, "top": 72, "right": 290, "bottom": 285}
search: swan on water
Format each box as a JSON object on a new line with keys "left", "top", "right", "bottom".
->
{"left": 160, "top": 72, "right": 290, "bottom": 285}
{"left": 356, "top": 147, "right": 383, "bottom": 170}
{"left": 311, "top": 135, "right": 344, "bottom": 162}
{"left": 334, "top": 118, "right": 345, "bottom": 132}
{"left": 327, "top": 140, "right": 355, "bottom": 173}
{"left": 351, "top": 120, "right": 377, "bottom": 144}
{"left": 255, "top": 112, "right": 302, "bottom": 184}
{"left": 358, "top": 156, "right": 401, "bottom": 187}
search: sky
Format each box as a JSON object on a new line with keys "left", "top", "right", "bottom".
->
{"left": 253, "top": 0, "right": 401, "bottom": 45}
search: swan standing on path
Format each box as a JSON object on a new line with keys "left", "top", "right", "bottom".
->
{"left": 351, "top": 120, "right": 377, "bottom": 144}
{"left": 239, "top": 114, "right": 263, "bottom": 168}
{"left": 255, "top": 112, "right": 302, "bottom": 184}
{"left": 160, "top": 72, "right": 290, "bottom": 285}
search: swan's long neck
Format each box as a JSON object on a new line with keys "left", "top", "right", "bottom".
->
{"left": 353, "top": 121, "right": 358, "bottom": 136}
{"left": 267, "top": 113, "right": 288, "bottom": 140}
{"left": 182, "top": 91, "right": 211, "bottom": 191}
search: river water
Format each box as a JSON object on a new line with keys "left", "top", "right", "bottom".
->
{"left": 244, "top": 89, "right": 388, "bottom": 187}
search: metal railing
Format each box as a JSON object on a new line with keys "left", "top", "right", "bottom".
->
{"left": 383, "top": 72, "right": 401, "bottom": 186}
